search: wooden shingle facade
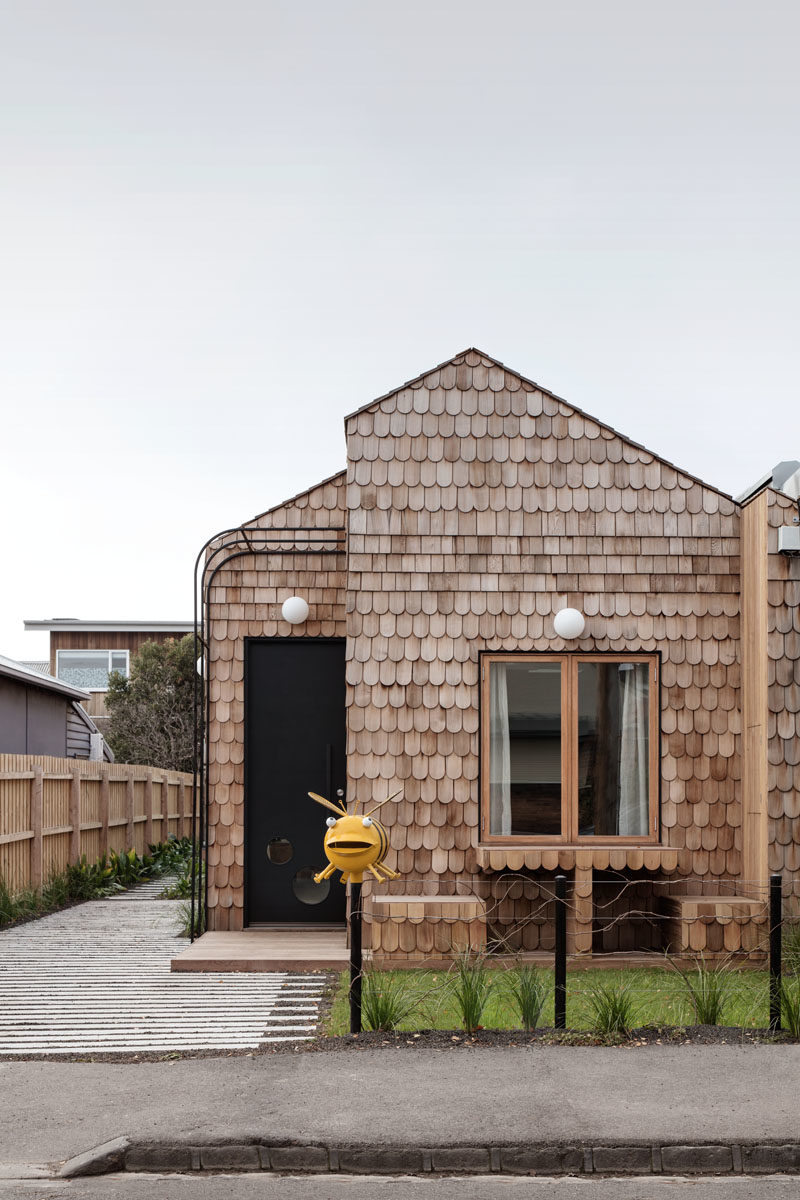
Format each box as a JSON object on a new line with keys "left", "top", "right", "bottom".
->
{"left": 206, "top": 475, "right": 347, "bottom": 929}
{"left": 203, "top": 349, "right": 800, "bottom": 958}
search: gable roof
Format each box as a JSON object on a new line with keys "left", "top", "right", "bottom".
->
{"left": 24, "top": 619, "right": 192, "bottom": 633}
{"left": 245, "top": 469, "right": 347, "bottom": 526}
{"left": 0, "top": 652, "right": 89, "bottom": 701}
{"left": 345, "top": 347, "right": 736, "bottom": 504}
{"left": 69, "top": 700, "right": 115, "bottom": 761}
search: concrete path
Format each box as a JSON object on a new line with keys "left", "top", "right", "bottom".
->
{"left": 0, "top": 888, "right": 326, "bottom": 1054}
{"left": 2, "top": 1045, "right": 800, "bottom": 1168}
{"left": 104, "top": 876, "right": 179, "bottom": 901}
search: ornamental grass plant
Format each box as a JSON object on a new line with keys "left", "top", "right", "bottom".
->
{"left": 504, "top": 965, "right": 549, "bottom": 1031}
{"left": 585, "top": 980, "right": 637, "bottom": 1037}
{"left": 177, "top": 895, "right": 206, "bottom": 938}
{"left": 780, "top": 978, "right": 800, "bottom": 1039}
{"left": 669, "top": 955, "right": 736, "bottom": 1026}
{"left": 783, "top": 915, "right": 800, "bottom": 976}
{"left": 451, "top": 950, "right": 493, "bottom": 1033}
{"left": 0, "top": 877, "right": 41, "bottom": 926}
{"left": 361, "top": 971, "right": 420, "bottom": 1031}
{"left": 326, "top": 963, "right": 774, "bottom": 1037}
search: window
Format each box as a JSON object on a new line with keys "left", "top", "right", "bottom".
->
{"left": 481, "top": 654, "right": 659, "bottom": 842}
{"left": 56, "top": 649, "right": 130, "bottom": 690}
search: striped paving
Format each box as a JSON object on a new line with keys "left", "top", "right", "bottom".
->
{"left": 0, "top": 889, "right": 327, "bottom": 1055}
{"left": 104, "top": 875, "right": 179, "bottom": 900}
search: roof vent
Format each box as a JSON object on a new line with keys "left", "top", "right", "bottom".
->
{"left": 773, "top": 461, "right": 800, "bottom": 500}
{"left": 736, "top": 460, "right": 800, "bottom": 505}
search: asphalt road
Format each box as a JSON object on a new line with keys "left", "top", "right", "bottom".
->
{"left": 3, "top": 1045, "right": 800, "bottom": 1166}
{"left": 2, "top": 1173, "right": 800, "bottom": 1200}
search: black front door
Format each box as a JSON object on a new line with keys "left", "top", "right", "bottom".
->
{"left": 245, "top": 638, "right": 347, "bottom": 924}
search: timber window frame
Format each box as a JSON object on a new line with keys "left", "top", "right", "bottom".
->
{"left": 479, "top": 652, "right": 660, "bottom": 845}
{"left": 56, "top": 649, "right": 130, "bottom": 692}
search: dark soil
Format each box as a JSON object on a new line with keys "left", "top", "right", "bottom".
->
{"left": 266, "top": 1024, "right": 786, "bottom": 1053}
{"left": 0, "top": 1025, "right": 790, "bottom": 1064}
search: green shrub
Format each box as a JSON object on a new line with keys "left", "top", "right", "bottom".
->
{"left": 585, "top": 981, "right": 637, "bottom": 1037}
{"left": 149, "top": 836, "right": 194, "bottom": 876}
{"left": 0, "top": 838, "right": 198, "bottom": 930}
{"left": 157, "top": 838, "right": 204, "bottom": 934}
{"left": 162, "top": 854, "right": 203, "bottom": 899}
{"left": 0, "top": 878, "right": 42, "bottom": 925}
{"left": 65, "top": 855, "right": 115, "bottom": 901}
{"left": 108, "top": 848, "right": 151, "bottom": 889}
{"left": 105, "top": 634, "right": 198, "bottom": 772}
{"left": 505, "top": 967, "right": 549, "bottom": 1032}
{"left": 40, "top": 872, "right": 71, "bottom": 910}
{"left": 0, "top": 877, "right": 14, "bottom": 925}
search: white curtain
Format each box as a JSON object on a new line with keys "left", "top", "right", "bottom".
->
{"left": 617, "top": 665, "right": 649, "bottom": 836}
{"left": 490, "top": 664, "right": 511, "bottom": 835}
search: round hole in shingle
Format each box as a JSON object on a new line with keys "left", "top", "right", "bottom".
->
{"left": 292, "top": 868, "right": 330, "bottom": 905}
{"left": 267, "top": 837, "right": 293, "bottom": 865}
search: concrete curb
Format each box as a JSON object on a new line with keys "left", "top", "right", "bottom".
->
{"left": 62, "top": 1137, "right": 800, "bottom": 1177}
{"left": 60, "top": 1137, "right": 131, "bottom": 1178}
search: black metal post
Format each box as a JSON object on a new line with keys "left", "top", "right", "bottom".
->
{"left": 554, "top": 874, "right": 567, "bottom": 1030}
{"left": 350, "top": 881, "right": 363, "bottom": 1034}
{"left": 189, "top": 778, "right": 197, "bottom": 942}
{"left": 190, "top": 617, "right": 200, "bottom": 942}
{"left": 769, "top": 872, "right": 782, "bottom": 1033}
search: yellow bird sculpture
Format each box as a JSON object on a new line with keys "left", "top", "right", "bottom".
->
{"left": 308, "top": 789, "right": 402, "bottom": 885}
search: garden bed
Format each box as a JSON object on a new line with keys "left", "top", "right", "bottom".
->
{"left": 2, "top": 1021, "right": 787, "bottom": 1065}
{"left": 324, "top": 965, "right": 799, "bottom": 1041}
{"left": 297, "top": 1024, "right": 784, "bottom": 1051}
{"left": 0, "top": 837, "right": 194, "bottom": 930}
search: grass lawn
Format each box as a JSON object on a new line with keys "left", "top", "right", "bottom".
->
{"left": 326, "top": 965, "right": 776, "bottom": 1036}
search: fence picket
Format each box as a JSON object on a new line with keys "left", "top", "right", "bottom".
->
{"left": 30, "top": 766, "right": 43, "bottom": 889}
{"left": 0, "top": 755, "right": 194, "bottom": 894}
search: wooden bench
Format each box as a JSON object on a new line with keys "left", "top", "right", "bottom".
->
{"left": 367, "top": 894, "right": 487, "bottom": 966}
{"left": 661, "top": 895, "right": 768, "bottom": 957}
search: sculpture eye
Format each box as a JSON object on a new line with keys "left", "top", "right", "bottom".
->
{"left": 362, "top": 816, "right": 373, "bottom": 827}
{"left": 326, "top": 817, "right": 336, "bottom": 828}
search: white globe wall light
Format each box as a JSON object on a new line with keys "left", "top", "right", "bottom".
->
{"left": 281, "top": 596, "right": 310, "bottom": 625}
{"left": 553, "top": 607, "right": 585, "bottom": 640}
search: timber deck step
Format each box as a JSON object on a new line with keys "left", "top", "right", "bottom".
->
{"left": 171, "top": 928, "right": 349, "bottom": 973}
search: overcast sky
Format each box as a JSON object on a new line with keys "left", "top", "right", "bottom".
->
{"left": 2, "top": 0, "right": 798, "bottom": 661}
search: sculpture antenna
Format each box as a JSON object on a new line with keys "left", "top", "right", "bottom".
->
{"left": 307, "top": 791, "right": 347, "bottom": 817}
{"left": 365, "top": 788, "right": 403, "bottom": 817}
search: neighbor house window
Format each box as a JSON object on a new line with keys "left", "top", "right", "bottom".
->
{"left": 481, "top": 654, "right": 659, "bottom": 842}
{"left": 56, "top": 650, "right": 130, "bottom": 690}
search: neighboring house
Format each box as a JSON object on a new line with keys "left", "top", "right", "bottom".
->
{"left": 22, "top": 619, "right": 194, "bottom": 728}
{"left": 199, "top": 348, "right": 800, "bottom": 960}
{"left": 18, "top": 661, "right": 51, "bottom": 677}
{"left": 0, "top": 653, "right": 114, "bottom": 760}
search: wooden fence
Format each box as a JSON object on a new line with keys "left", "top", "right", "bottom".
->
{"left": 0, "top": 754, "right": 195, "bottom": 894}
